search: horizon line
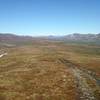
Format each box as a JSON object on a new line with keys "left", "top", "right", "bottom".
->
{"left": 0, "top": 32, "right": 100, "bottom": 37}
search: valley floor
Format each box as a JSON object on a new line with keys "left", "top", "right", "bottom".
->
{"left": 0, "top": 42, "right": 100, "bottom": 100}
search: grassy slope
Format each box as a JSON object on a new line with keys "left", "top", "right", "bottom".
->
{"left": 0, "top": 40, "right": 100, "bottom": 100}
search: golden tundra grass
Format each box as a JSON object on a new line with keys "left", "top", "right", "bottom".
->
{"left": 0, "top": 42, "right": 100, "bottom": 100}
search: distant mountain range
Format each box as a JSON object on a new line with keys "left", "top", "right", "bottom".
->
{"left": 0, "top": 33, "right": 34, "bottom": 46}
{"left": 64, "top": 33, "right": 100, "bottom": 41}
{"left": 46, "top": 33, "right": 100, "bottom": 40}
{"left": 0, "top": 33, "right": 100, "bottom": 46}
{"left": 0, "top": 33, "right": 33, "bottom": 41}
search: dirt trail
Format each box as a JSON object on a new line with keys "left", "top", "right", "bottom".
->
{"left": 0, "top": 53, "right": 7, "bottom": 58}
{"left": 59, "top": 58, "right": 100, "bottom": 100}
{"left": 72, "top": 68, "right": 95, "bottom": 100}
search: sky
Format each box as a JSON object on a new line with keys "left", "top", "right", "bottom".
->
{"left": 0, "top": 0, "right": 100, "bottom": 36}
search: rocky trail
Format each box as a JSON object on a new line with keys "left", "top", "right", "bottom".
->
{"left": 59, "top": 58, "right": 100, "bottom": 100}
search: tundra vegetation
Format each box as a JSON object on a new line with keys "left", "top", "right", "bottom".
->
{"left": 0, "top": 34, "right": 100, "bottom": 100}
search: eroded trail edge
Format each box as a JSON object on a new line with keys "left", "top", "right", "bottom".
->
{"left": 59, "top": 58, "right": 100, "bottom": 100}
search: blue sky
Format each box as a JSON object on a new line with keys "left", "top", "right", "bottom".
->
{"left": 0, "top": 0, "right": 100, "bottom": 36}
